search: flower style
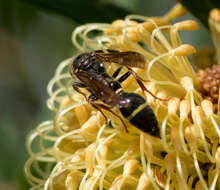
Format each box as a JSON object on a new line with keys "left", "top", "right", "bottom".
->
{"left": 25, "top": 4, "right": 220, "bottom": 190}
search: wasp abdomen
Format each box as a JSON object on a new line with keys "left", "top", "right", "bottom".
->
{"left": 130, "top": 105, "right": 159, "bottom": 137}
{"left": 119, "top": 92, "right": 159, "bottom": 137}
{"left": 119, "top": 92, "right": 145, "bottom": 116}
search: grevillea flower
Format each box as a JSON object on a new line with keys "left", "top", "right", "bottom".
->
{"left": 25, "top": 4, "right": 220, "bottom": 190}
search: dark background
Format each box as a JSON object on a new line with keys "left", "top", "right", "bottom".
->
{"left": 0, "top": 0, "right": 212, "bottom": 189}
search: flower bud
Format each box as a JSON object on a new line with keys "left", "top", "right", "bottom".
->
{"left": 174, "top": 20, "right": 200, "bottom": 31}
{"left": 171, "top": 44, "right": 196, "bottom": 56}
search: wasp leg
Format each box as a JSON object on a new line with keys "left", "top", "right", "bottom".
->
{"left": 72, "top": 83, "right": 108, "bottom": 120}
{"left": 88, "top": 94, "right": 98, "bottom": 101}
{"left": 72, "top": 82, "right": 94, "bottom": 97}
{"left": 112, "top": 66, "right": 123, "bottom": 78}
{"left": 72, "top": 82, "right": 129, "bottom": 132}
{"left": 92, "top": 49, "right": 119, "bottom": 56}
{"left": 73, "top": 81, "right": 87, "bottom": 88}
{"left": 89, "top": 101, "right": 128, "bottom": 133}
{"left": 72, "top": 83, "right": 110, "bottom": 124}
{"left": 87, "top": 96, "right": 110, "bottom": 125}
{"left": 125, "top": 67, "right": 169, "bottom": 101}
{"left": 126, "top": 66, "right": 149, "bottom": 83}
{"left": 91, "top": 50, "right": 104, "bottom": 55}
{"left": 106, "top": 49, "right": 119, "bottom": 53}
{"left": 89, "top": 102, "right": 108, "bottom": 124}
{"left": 72, "top": 82, "right": 88, "bottom": 100}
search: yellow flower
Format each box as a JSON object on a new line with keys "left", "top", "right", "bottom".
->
{"left": 25, "top": 4, "right": 220, "bottom": 190}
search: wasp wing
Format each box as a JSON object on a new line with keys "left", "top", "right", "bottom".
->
{"left": 92, "top": 50, "right": 146, "bottom": 69}
{"left": 76, "top": 71, "right": 126, "bottom": 107}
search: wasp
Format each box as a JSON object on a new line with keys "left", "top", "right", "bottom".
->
{"left": 70, "top": 50, "right": 160, "bottom": 137}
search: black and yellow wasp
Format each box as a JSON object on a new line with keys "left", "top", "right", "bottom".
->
{"left": 70, "top": 49, "right": 160, "bottom": 137}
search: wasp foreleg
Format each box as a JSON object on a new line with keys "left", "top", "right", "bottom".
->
{"left": 72, "top": 81, "right": 87, "bottom": 88}
{"left": 72, "top": 82, "right": 88, "bottom": 100}
{"left": 87, "top": 97, "right": 109, "bottom": 125}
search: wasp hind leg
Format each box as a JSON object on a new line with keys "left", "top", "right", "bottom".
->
{"left": 112, "top": 66, "right": 146, "bottom": 84}
{"left": 126, "top": 67, "right": 169, "bottom": 101}
{"left": 126, "top": 66, "right": 149, "bottom": 84}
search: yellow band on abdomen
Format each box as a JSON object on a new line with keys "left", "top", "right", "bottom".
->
{"left": 126, "top": 101, "right": 148, "bottom": 121}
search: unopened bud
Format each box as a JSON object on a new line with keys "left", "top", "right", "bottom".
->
{"left": 168, "top": 98, "right": 180, "bottom": 114}
{"left": 174, "top": 20, "right": 200, "bottom": 31}
{"left": 137, "top": 173, "right": 151, "bottom": 190}
{"left": 215, "top": 147, "right": 220, "bottom": 170}
{"left": 180, "top": 100, "right": 190, "bottom": 119}
{"left": 142, "top": 17, "right": 169, "bottom": 32}
{"left": 165, "top": 4, "right": 187, "bottom": 22}
{"left": 123, "top": 160, "right": 139, "bottom": 176}
{"left": 201, "top": 100, "right": 213, "bottom": 116}
{"left": 171, "top": 44, "right": 196, "bottom": 56}
{"left": 210, "top": 8, "right": 220, "bottom": 22}
{"left": 180, "top": 77, "right": 194, "bottom": 91}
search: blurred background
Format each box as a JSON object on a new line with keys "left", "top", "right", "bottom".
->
{"left": 0, "top": 0, "right": 213, "bottom": 189}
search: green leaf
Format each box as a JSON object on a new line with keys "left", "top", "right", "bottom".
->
{"left": 20, "top": 0, "right": 130, "bottom": 23}
{"left": 180, "top": 0, "right": 220, "bottom": 28}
